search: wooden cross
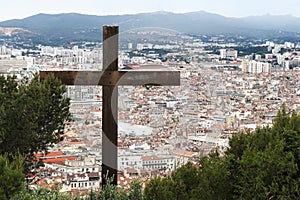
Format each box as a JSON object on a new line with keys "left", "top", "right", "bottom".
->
{"left": 40, "top": 26, "right": 180, "bottom": 186}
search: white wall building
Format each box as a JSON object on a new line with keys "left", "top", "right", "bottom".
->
{"left": 219, "top": 48, "right": 238, "bottom": 59}
{"left": 142, "top": 155, "right": 167, "bottom": 171}
{"left": 246, "top": 60, "right": 271, "bottom": 74}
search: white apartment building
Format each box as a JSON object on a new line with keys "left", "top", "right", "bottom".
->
{"left": 119, "top": 154, "right": 143, "bottom": 170}
{"left": 65, "top": 172, "right": 100, "bottom": 192}
{"left": 219, "top": 48, "right": 238, "bottom": 59}
{"left": 0, "top": 45, "right": 8, "bottom": 54}
{"left": 246, "top": 60, "right": 271, "bottom": 74}
{"left": 118, "top": 150, "right": 177, "bottom": 175}
{"left": 44, "top": 156, "right": 101, "bottom": 174}
{"left": 142, "top": 155, "right": 167, "bottom": 171}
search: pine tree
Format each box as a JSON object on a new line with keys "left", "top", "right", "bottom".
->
{"left": 0, "top": 75, "right": 71, "bottom": 158}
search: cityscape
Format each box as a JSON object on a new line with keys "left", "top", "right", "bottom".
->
{"left": 1, "top": 25, "right": 300, "bottom": 193}
{"left": 1, "top": 2, "right": 300, "bottom": 199}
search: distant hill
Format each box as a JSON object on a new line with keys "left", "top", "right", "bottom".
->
{"left": 0, "top": 27, "right": 32, "bottom": 36}
{"left": 1, "top": 11, "right": 300, "bottom": 43}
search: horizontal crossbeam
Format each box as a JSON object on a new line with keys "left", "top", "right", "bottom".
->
{"left": 40, "top": 70, "right": 180, "bottom": 86}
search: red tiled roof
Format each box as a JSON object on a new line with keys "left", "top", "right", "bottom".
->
{"left": 173, "top": 149, "right": 198, "bottom": 158}
{"left": 142, "top": 155, "right": 163, "bottom": 161}
{"left": 67, "top": 141, "right": 85, "bottom": 146}
{"left": 43, "top": 156, "right": 76, "bottom": 163}
{"left": 35, "top": 151, "right": 63, "bottom": 157}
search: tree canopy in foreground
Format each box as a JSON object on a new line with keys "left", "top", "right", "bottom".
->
{"left": 0, "top": 75, "right": 71, "bottom": 158}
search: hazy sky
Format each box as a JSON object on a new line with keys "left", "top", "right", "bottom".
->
{"left": 0, "top": 0, "right": 299, "bottom": 22}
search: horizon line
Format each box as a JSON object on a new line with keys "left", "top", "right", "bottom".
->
{"left": 0, "top": 10, "right": 298, "bottom": 22}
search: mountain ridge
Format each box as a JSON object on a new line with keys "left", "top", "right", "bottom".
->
{"left": 1, "top": 11, "right": 300, "bottom": 43}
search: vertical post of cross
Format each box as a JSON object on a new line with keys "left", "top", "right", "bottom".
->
{"left": 102, "top": 26, "right": 118, "bottom": 186}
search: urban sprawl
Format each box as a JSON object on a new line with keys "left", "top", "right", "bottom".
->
{"left": 1, "top": 32, "right": 300, "bottom": 195}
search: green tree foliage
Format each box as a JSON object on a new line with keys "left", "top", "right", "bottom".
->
{"left": 144, "top": 176, "right": 187, "bottom": 200}
{"left": 273, "top": 108, "right": 300, "bottom": 168}
{"left": 96, "top": 180, "right": 127, "bottom": 200}
{"left": 11, "top": 187, "right": 79, "bottom": 200}
{"left": 225, "top": 106, "right": 300, "bottom": 199}
{"left": 194, "top": 152, "right": 232, "bottom": 200}
{"left": 144, "top": 105, "right": 300, "bottom": 199}
{"left": 0, "top": 154, "right": 24, "bottom": 200}
{"left": 0, "top": 75, "right": 71, "bottom": 198}
{"left": 0, "top": 75, "right": 71, "bottom": 158}
{"left": 12, "top": 179, "right": 144, "bottom": 200}
{"left": 128, "top": 179, "right": 143, "bottom": 200}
